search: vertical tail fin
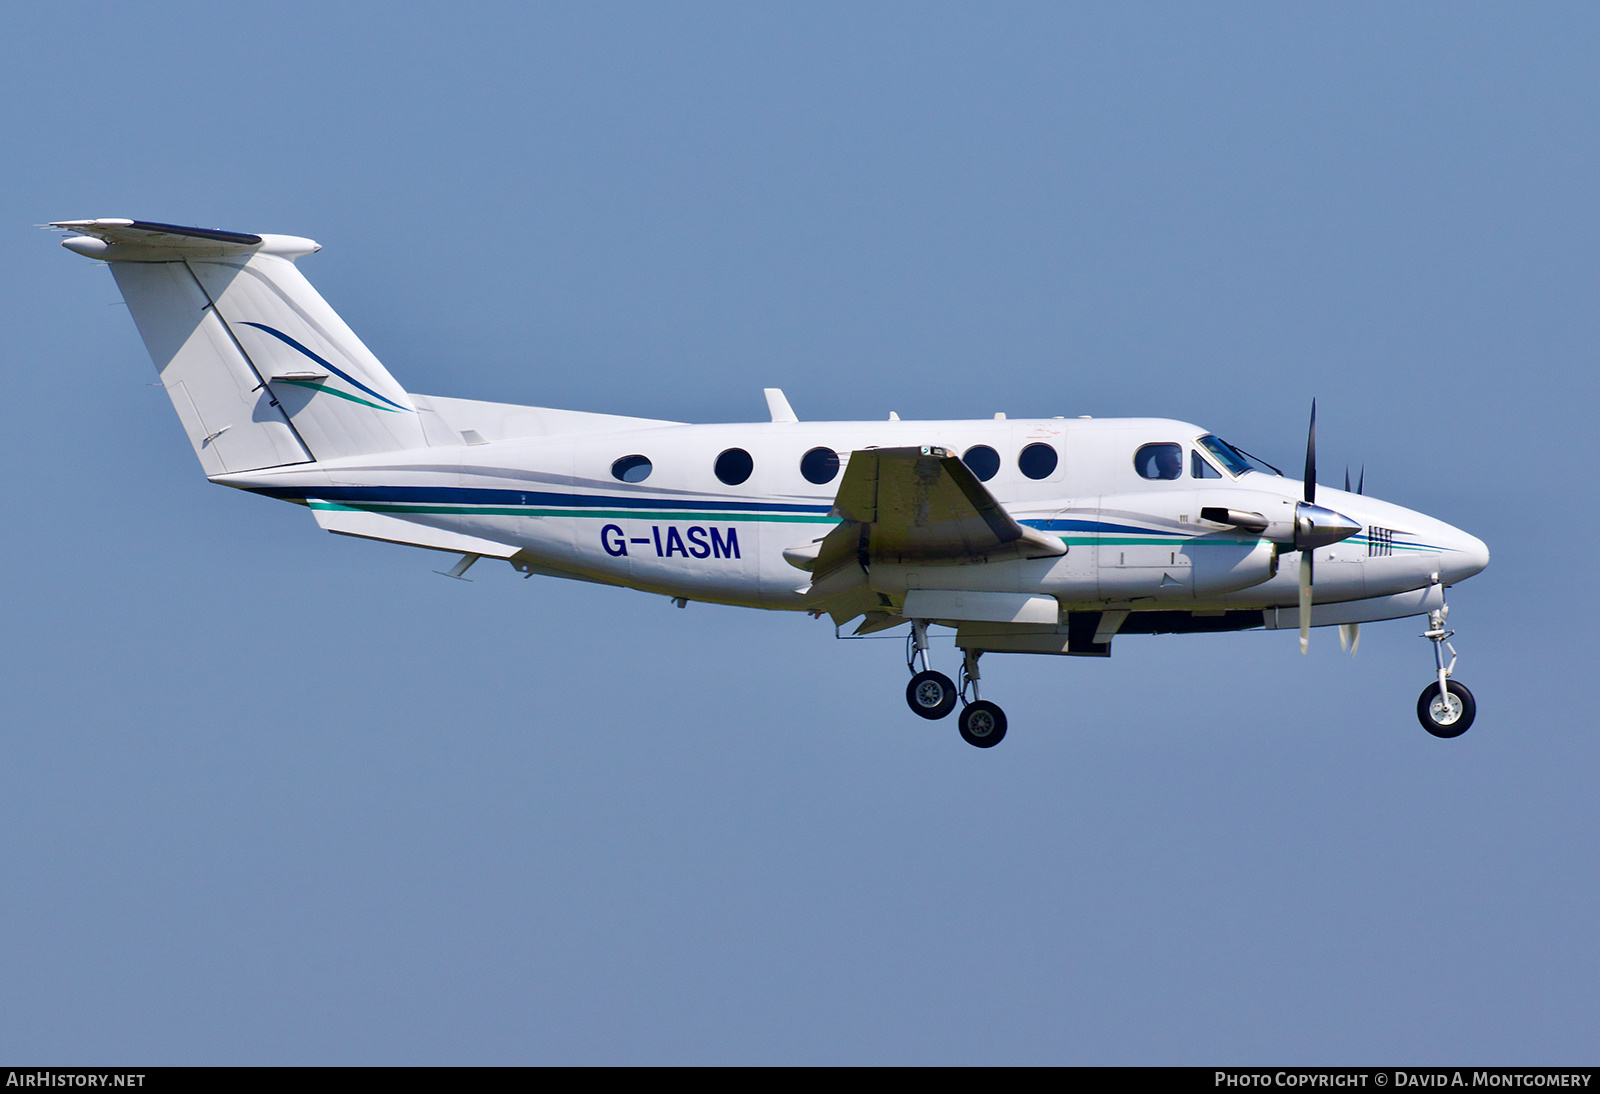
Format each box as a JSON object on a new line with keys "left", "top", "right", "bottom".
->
{"left": 55, "top": 219, "right": 427, "bottom": 474}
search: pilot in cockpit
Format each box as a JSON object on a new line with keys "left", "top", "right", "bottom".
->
{"left": 1153, "top": 445, "right": 1183, "bottom": 480}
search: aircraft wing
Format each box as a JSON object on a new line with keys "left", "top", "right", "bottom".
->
{"left": 802, "top": 446, "right": 1065, "bottom": 620}
{"left": 832, "top": 445, "right": 1065, "bottom": 564}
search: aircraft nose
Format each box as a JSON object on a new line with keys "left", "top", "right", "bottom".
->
{"left": 1439, "top": 527, "right": 1490, "bottom": 584}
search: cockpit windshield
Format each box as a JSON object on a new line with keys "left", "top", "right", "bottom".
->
{"left": 1198, "top": 434, "right": 1281, "bottom": 477}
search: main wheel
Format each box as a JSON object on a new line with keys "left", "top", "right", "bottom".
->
{"left": 1417, "top": 680, "right": 1475, "bottom": 738}
{"left": 906, "top": 670, "right": 958, "bottom": 720}
{"left": 958, "top": 700, "right": 1007, "bottom": 748}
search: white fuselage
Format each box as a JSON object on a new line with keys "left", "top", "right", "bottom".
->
{"left": 222, "top": 414, "right": 1489, "bottom": 619}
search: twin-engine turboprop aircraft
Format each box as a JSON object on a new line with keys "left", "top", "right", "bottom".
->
{"left": 52, "top": 219, "right": 1490, "bottom": 747}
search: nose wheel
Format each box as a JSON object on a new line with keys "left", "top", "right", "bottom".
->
{"left": 1418, "top": 680, "right": 1475, "bottom": 738}
{"left": 1416, "top": 594, "right": 1475, "bottom": 737}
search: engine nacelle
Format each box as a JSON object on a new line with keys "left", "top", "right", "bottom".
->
{"left": 1098, "top": 535, "right": 1277, "bottom": 601}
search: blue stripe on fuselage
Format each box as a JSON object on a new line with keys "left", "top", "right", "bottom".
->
{"left": 1025, "top": 518, "right": 1187, "bottom": 537}
{"left": 249, "top": 483, "right": 835, "bottom": 513}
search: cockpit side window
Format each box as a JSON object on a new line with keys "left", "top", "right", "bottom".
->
{"left": 1134, "top": 443, "right": 1183, "bottom": 480}
{"left": 1198, "top": 434, "right": 1278, "bottom": 476}
{"left": 1191, "top": 450, "right": 1222, "bottom": 478}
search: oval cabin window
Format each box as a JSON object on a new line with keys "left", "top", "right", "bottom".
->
{"left": 963, "top": 445, "right": 1001, "bottom": 482}
{"left": 1018, "top": 443, "right": 1058, "bottom": 480}
{"left": 1133, "top": 443, "right": 1182, "bottom": 480}
{"left": 611, "top": 454, "right": 653, "bottom": 483}
{"left": 715, "top": 448, "right": 753, "bottom": 486}
{"left": 800, "top": 447, "right": 840, "bottom": 485}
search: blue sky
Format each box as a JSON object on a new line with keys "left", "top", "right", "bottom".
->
{"left": 2, "top": 1, "right": 1596, "bottom": 1063}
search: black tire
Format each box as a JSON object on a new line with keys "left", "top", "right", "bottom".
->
{"left": 958, "top": 700, "right": 1008, "bottom": 748}
{"left": 1417, "top": 680, "right": 1475, "bottom": 738}
{"left": 906, "top": 670, "right": 958, "bottom": 720}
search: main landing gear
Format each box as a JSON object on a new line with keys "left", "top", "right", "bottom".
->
{"left": 903, "top": 622, "right": 1007, "bottom": 748}
{"left": 1417, "top": 589, "right": 1475, "bottom": 738}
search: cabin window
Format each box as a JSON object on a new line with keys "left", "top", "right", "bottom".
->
{"left": 800, "top": 447, "right": 840, "bottom": 485}
{"left": 1134, "top": 443, "right": 1183, "bottom": 480}
{"left": 1191, "top": 450, "right": 1222, "bottom": 478}
{"left": 715, "top": 447, "right": 754, "bottom": 486}
{"left": 611, "top": 454, "right": 653, "bottom": 483}
{"left": 1018, "top": 443, "right": 1058, "bottom": 480}
{"left": 963, "top": 445, "right": 1001, "bottom": 482}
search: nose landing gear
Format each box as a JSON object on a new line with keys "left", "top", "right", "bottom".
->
{"left": 1417, "top": 589, "right": 1475, "bottom": 738}
{"left": 902, "top": 623, "right": 1009, "bottom": 747}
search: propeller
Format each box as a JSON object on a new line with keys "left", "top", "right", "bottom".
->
{"left": 1292, "top": 401, "right": 1362, "bottom": 653}
{"left": 1299, "top": 401, "right": 1317, "bottom": 654}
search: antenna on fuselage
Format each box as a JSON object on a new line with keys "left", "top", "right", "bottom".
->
{"left": 764, "top": 388, "right": 798, "bottom": 423}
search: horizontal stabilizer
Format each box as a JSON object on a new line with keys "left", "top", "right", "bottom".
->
{"left": 55, "top": 218, "right": 263, "bottom": 245}
{"left": 53, "top": 219, "right": 312, "bottom": 262}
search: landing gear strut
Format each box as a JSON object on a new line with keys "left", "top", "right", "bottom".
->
{"left": 1417, "top": 589, "right": 1475, "bottom": 738}
{"left": 956, "top": 648, "right": 1007, "bottom": 746}
{"left": 905, "top": 620, "right": 956, "bottom": 720}
{"left": 902, "top": 624, "right": 1008, "bottom": 746}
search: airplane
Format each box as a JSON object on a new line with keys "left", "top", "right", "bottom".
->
{"left": 50, "top": 218, "right": 1490, "bottom": 748}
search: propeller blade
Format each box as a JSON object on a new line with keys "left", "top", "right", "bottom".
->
{"left": 1344, "top": 466, "right": 1350, "bottom": 493}
{"left": 1338, "top": 622, "right": 1360, "bottom": 656}
{"left": 1303, "top": 399, "right": 1317, "bottom": 506}
{"left": 1358, "top": 466, "right": 1364, "bottom": 495}
{"left": 1298, "top": 554, "right": 1313, "bottom": 655}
